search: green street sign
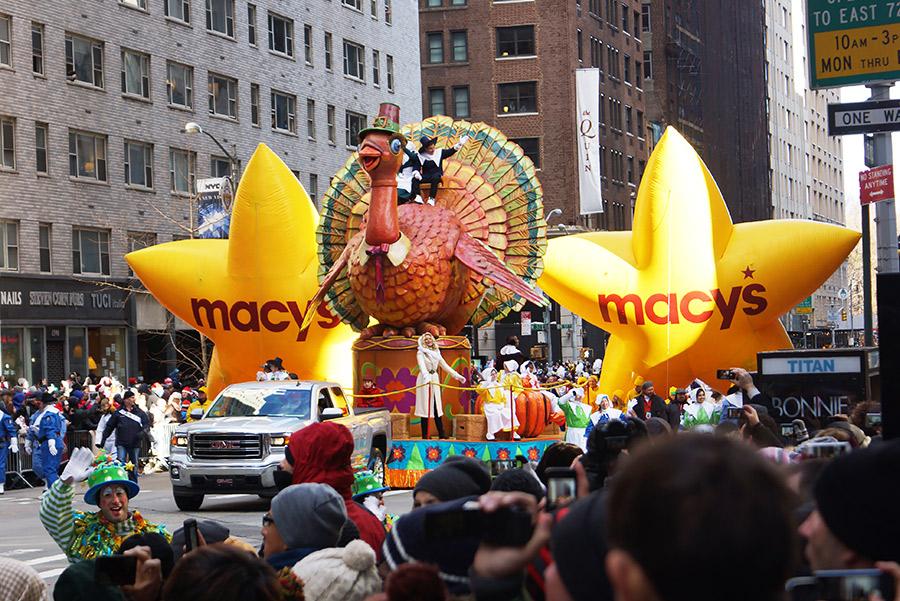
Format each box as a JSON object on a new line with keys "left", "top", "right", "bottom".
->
{"left": 807, "top": 0, "right": 900, "bottom": 89}
{"left": 796, "top": 296, "right": 814, "bottom": 314}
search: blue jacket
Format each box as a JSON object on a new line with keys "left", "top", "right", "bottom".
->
{"left": 0, "top": 411, "right": 15, "bottom": 443}
{"left": 37, "top": 407, "right": 65, "bottom": 443}
{"left": 101, "top": 407, "right": 149, "bottom": 448}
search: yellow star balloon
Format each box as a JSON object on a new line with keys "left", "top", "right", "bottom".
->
{"left": 538, "top": 128, "right": 860, "bottom": 393}
{"left": 127, "top": 144, "right": 358, "bottom": 398}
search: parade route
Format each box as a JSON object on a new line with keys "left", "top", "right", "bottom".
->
{"left": 0, "top": 473, "right": 413, "bottom": 589}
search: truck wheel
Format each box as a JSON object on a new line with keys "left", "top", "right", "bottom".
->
{"left": 368, "top": 448, "right": 385, "bottom": 485}
{"left": 174, "top": 493, "right": 204, "bottom": 511}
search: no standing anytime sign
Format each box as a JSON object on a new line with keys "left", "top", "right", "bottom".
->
{"left": 859, "top": 165, "right": 895, "bottom": 204}
{"left": 807, "top": 0, "right": 900, "bottom": 89}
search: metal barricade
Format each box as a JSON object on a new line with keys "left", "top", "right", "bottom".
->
{"left": 5, "top": 435, "right": 38, "bottom": 488}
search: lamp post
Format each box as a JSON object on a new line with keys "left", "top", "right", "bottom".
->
{"left": 183, "top": 122, "right": 240, "bottom": 186}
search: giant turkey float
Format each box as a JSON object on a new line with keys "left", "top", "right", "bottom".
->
{"left": 310, "top": 103, "right": 563, "bottom": 486}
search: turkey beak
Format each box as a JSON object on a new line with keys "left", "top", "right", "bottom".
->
{"left": 358, "top": 141, "right": 382, "bottom": 172}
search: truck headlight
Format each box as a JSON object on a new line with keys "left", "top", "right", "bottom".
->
{"left": 171, "top": 435, "right": 188, "bottom": 447}
{"left": 270, "top": 433, "right": 292, "bottom": 447}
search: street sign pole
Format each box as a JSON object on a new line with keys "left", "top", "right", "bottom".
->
{"left": 862, "top": 201, "right": 875, "bottom": 346}
{"left": 870, "top": 83, "right": 899, "bottom": 275}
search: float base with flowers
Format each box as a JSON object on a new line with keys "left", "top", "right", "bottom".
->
{"left": 384, "top": 438, "right": 560, "bottom": 488}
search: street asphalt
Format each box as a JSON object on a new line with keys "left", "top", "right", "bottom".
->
{"left": 0, "top": 472, "right": 413, "bottom": 591}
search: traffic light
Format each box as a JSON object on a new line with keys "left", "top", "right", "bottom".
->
{"left": 841, "top": 309, "right": 847, "bottom": 321}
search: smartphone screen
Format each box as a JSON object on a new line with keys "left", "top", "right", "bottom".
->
{"left": 865, "top": 413, "right": 882, "bottom": 428}
{"left": 815, "top": 569, "right": 895, "bottom": 601}
{"left": 95, "top": 555, "right": 137, "bottom": 586}
{"left": 545, "top": 467, "right": 577, "bottom": 510}
{"left": 716, "top": 369, "right": 735, "bottom": 380}
{"left": 781, "top": 423, "right": 795, "bottom": 438}
{"left": 726, "top": 406, "right": 743, "bottom": 419}
{"left": 183, "top": 518, "right": 199, "bottom": 552}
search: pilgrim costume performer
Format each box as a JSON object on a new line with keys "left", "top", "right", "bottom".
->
{"left": 414, "top": 333, "right": 465, "bottom": 439}
{"left": 416, "top": 134, "right": 469, "bottom": 205}
{"left": 40, "top": 448, "right": 170, "bottom": 562}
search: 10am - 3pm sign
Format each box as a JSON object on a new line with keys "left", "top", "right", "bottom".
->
{"left": 807, "top": 0, "right": 900, "bottom": 89}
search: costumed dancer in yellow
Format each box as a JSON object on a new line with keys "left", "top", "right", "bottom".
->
{"left": 415, "top": 332, "right": 465, "bottom": 439}
{"left": 478, "top": 365, "right": 519, "bottom": 441}
{"left": 40, "top": 447, "right": 170, "bottom": 562}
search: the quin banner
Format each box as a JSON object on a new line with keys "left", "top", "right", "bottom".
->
{"left": 576, "top": 68, "right": 603, "bottom": 215}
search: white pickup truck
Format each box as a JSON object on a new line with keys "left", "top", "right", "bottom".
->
{"left": 168, "top": 380, "right": 391, "bottom": 510}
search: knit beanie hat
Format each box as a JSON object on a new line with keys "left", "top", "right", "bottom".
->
{"left": 382, "top": 496, "right": 480, "bottom": 594}
{"left": 814, "top": 439, "right": 900, "bottom": 562}
{"left": 413, "top": 457, "right": 491, "bottom": 502}
{"left": 271, "top": 483, "right": 348, "bottom": 550}
{"left": 490, "top": 468, "right": 545, "bottom": 501}
{"left": 550, "top": 491, "right": 612, "bottom": 601}
{"left": 291, "top": 540, "right": 381, "bottom": 601}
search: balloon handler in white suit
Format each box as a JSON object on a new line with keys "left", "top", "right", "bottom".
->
{"left": 415, "top": 333, "right": 465, "bottom": 440}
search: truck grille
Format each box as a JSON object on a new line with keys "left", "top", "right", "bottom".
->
{"left": 190, "top": 433, "right": 263, "bottom": 460}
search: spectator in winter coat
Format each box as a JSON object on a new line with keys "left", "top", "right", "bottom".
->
{"left": 100, "top": 391, "right": 149, "bottom": 482}
{"left": 286, "top": 422, "right": 385, "bottom": 556}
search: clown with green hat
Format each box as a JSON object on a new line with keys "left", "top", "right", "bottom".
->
{"left": 352, "top": 470, "right": 395, "bottom": 531}
{"left": 40, "top": 447, "right": 170, "bottom": 561}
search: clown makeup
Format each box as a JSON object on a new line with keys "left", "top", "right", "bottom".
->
{"left": 98, "top": 485, "right": 129, "bottom": 523}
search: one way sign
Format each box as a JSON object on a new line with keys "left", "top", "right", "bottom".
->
{"left": 828, "top": 99, "right": 900, "bottom": 136}
{"left": 859, "top": 165, "right": 894, "bottom": 205}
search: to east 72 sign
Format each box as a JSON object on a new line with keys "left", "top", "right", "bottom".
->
{"left": 807, "top": 0, "right": 900, "bottom": 89}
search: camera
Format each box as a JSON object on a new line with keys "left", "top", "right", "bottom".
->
{"left": 726, "top": 406, "right": 743, "bottom": 419}
{"left": 545, "top": 467, "right": 577, "bottom": 511}
{"left": 865, "top": 412, "right": 881, "bottom": 429}
{"left": 424, "top": 500, "right": 534, "bottom": 547}
{"left": 799, "top": 440, "right": 852, "bottom": 460}
{"left": 716, "top": 369, "right": 736, "bottom": 381}
{"left": 787, "top": 569, "right": 895, "bottom": 601}
{"left": 780, "top": 423, "right": 795, "bottom": 439}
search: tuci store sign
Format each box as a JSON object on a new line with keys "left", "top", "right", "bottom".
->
{"left": 0, "top": 277, "right": 129, "bottom": 323}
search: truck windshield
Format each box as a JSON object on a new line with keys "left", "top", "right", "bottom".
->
{"left": 205, "top": 388, "right": 312, "bottom": 419}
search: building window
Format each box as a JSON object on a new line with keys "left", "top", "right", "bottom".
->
{"left": 426, "top": 32, "right": 443, "bottom": 63}
{"left": 343, "top": 39, "right": 365, "bottom": 79}
{"left": 623, "top": 54, "right": 631, "bottom": 84}
{"left": 166, "top": 0, "right": 191, "bottom": 23}
{"left": 31, "top": 22, "right": 44, "bottom": 75}
{"left": 0, "top": 116, "right": 14, "bottom": 170}
{"left": 206, "top": 0, "right": 234, "bottom": 37}
{"left": 324, "top": 32, "right": 333, "bottom": 70}
{"left": 121, "top": 0, "right": 148, "bottom": 9}
{"left": 307, "top": 98, "right": 316, "bottom": 139}
{"left": 426, "top": 0, "right": 441, "bottom": 6}
{"left": 250, "top": 83, "right": 260, "bottom": 126}
{"left": 641, "top": 4, "right": 650, "bottom": 32}
{"left": 385, "top": 0, "right": 392, "bottom": 24}
{"left": 386, "top": 54, "right": 394, "bottom": 91}
{"left": 627, "top": 155, "right": 634, "bottom": 184}
{"left": 309, "top": 173, "right": 318, "bottom": 206}
{"left": 327, "top": 104, "right": 336, "bottom": 143}
{"left": 247, "top": 4, "right": 257, "bottom": 45}
{"left": 637, "top": 110, "right": 644, "bottom": 138}
{"left": 270, "top": 90, "right": 296, "bottom": 133}
{"left": 170, "top": 148, "right": 195, "bottom": 194}
{"left": 372, "top": 49, "right": 380, "bottom": 85}
{"left": 452, "top": 86, "right": 470, "bottom": 118}
{"left": 590, "top": 36, "right": 601, "bottom": 68}
{"left": 68, "top": 130, "right": 107, "bottom": 181}
{"left": 345, "top": 111, "right": 366, "bottom": 148}
{"left": 577, "top": 29, "right": 583, "bottom": 62}
{"left": 304, "top": 24, "right": 313, "bottom": 64}
{"left": 65, "top": 33, "right": 104, "bottom": 88}
{"left": 268, "top": 12, "right": 294, "bottom": 58}
{"left": 210, "top": 155, "right": 230, "bottom": 178}
{"left": 633, "top": 9, "right": 640, "bottom": 37}
{"left": 166, "top": 61, "right": 193, "bottom": 108}
{"left": 621, "top": 3, "right": 628, "bottom": 31}
{"left": 0, "top": 221, "right": 18, "bottom": 271}
{"left": 428, "top": 88, "right": 445, "bottom": 116}
{"left": 35, "top": 122, "right": 48, "bottom": 174}
{"left": 643, "top": 50, "right": 652, "bottom": 78}
{"left": 451, "top": 31, "right": 468, "bottom": 62}
{"left": 496, "top": 25, "right": 535, "bottom": 58}
{"left": 511, "top": 138, "right": 540, "bottom": 169}
{"left": 0, "top": 14, "right": 10, "bottom": 67}
{"left": 606, "top": 45, "right": 620, "bottom": 78}
{"left": 371, "top": 0, "right": 378, "bottom": 17}
{"left": 39, "top": 223, "right": 51, "bottom": 273}
{"left": 72, "top": 228, "right": 110, "bottom": 275}
{"left": 121, "top": 49, "right": 150, "bottom": 98}
{"left": 625, "top": 105, "right": 633, "bottom": 133}
{"left": 342, "top": 0, "right": 362, "bottom": 10}
{"left": 451, "top": 0, "right": 467, "bottom": 4}
{"left": 635, "top": 60, "right": 642, "bottom": 87}
{"left": 208, "top": 72, "right": 237, "bottom": 118}
{"left": 124, "top": 141, "right": 153, "bottom": 188}
{"left": 498, "top": 81, "right": 537, "bottom": 114}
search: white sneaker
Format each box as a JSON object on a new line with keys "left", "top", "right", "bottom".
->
{"left": 413, "top": 195, "right": 424, "bottom": 204}
{"left": 0, "top": 483, "right": 5, "bottom": 494}
{"left": 486, "top": 433, "right": 495, "bottom": 441}
{"left": 427, "top": 198, "right": 436, "bottom": 206}
{"left": 513, "top": 433, "right": 521, "bottom": 440}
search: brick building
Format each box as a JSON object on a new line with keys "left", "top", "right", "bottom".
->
{"left": 0, "top": 0, "right": 421, "bottom": 383}
{"left": 418, "top": 0, "right": 648, "bottom": 363}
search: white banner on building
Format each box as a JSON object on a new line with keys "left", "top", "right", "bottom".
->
{"left": 575, "top": 68, "right": 603, "bottom": 215}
